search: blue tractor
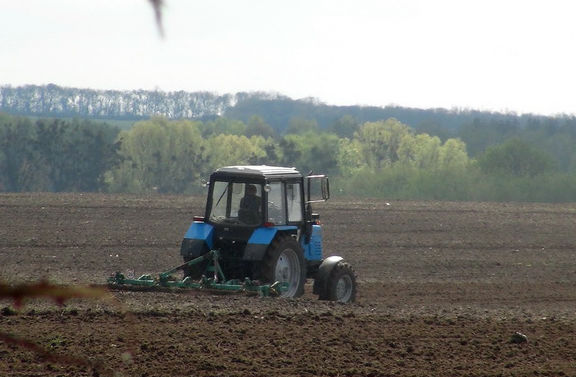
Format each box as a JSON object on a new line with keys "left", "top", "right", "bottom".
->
{"left": 180, "top": 165, "right": 357, "bottom": 303}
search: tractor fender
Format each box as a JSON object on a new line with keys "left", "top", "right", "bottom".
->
{"left": 312, "top": 256, "right": 344, "bottom": 295}
{"left": 243, "top": 226, "right": 299, "bottom": 261}
{"left": 243, "top": 227, "right": 278, "bottom": 261}
{"left": 181, "top": 222, "right": 214, "bottom": 259}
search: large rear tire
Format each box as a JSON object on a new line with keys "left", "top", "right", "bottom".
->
{"left": 182, "top": 256, "right": 209, "bottom": 280}
{"left": 319, "top": 261, "right": 356, "bottom": 303}
{"left": 261, "top": 236, "right": 305, "bottom": 298}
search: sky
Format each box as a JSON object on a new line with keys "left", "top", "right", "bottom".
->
{"left": 1, "top": 0, "right": 576, "bottom": 116}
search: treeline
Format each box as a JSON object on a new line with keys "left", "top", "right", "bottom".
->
{"left": 5, "top": 84, "right": 576, "bottom": 141}
{"left": 0, "top": 84, "right": 233, "bottom": 120}
{"left": 1, "top": 113, "right": 575, "bottom": 202}
{"left": 0, "top": 114, "right": 119, "bottom": 192}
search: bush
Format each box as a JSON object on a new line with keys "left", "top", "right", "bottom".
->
{"left": 334, "top": 166, "right": 576, "bottom": 202}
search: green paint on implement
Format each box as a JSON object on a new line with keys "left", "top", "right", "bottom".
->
{"left": 107, "top": 249, "right": 287, "bottom": 297}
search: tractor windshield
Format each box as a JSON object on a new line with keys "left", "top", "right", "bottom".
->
{"left": 208, "top": 181, "right": 263, "bottom": 226}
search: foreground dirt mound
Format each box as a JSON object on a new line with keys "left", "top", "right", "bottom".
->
{"left": 1, "top": 193, "right": 576, "bottom": 376}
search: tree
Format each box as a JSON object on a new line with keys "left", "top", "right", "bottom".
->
{"left": 278, "top": 132, "right": 340, "bottom": 175}
{"left": 336, "top": 138, "right": 364, "bottom": 176}
{"left": 0, "top": 115, "right": 119, "bottom": 192}
{"left": 438, "top": 138, "right": 469, "bottom": 170}
{"left": 245, "top": 115, "right": 276, "bottom": 139}
{"left": 36, "top": 119, "right": 120, "bottom": 191}
{"left": 458, "top": 117, "right": 520, "bottom": 156}
{"left": 0, "top": 116, "right": 49, "bottom": 191}
{"left": 354, "top": 118, "right": 412, "bottom": 169}
{"left": 107, "top": 117, "right": 206, "bottom": 193}
{"left": 328, "top": 115, "right": 359, "bottom": 138}
{"left": 477, "top": 139, "right": 554, "bottom": 177}
{"left": 397, "top": 133, "right": 441, "bottom": 169}
{"left": 200, "top": 117, "right": 246, "bottom": 137}
{"left": 285, "top": 118, "right": 319, "bottom": 135}
{"left": 205, "top": 134, "right": 267, "bottom": 169}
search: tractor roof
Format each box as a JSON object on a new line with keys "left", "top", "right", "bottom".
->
{"left": 213, "top": 165, "right": 303, "bottom": 179}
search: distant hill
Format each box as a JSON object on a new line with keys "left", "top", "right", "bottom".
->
{"left": 0, "top": 84, "right": 570, "bottom": 137}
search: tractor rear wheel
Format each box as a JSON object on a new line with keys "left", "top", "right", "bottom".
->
{"left": 319, "top": 261, "right": 356, "bottom": 303}
{"left": 180, "top": 241, "right": 209, "bottom": 280}
{"left": 261, "top": 236, "right": 305, "bottom": 298}
{"left": 182, "top": 257, "right": 209, "bottom": 280}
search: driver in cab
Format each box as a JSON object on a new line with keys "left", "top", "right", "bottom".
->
{"left": 239, "top": 184, "right": 261, "bottom": 224}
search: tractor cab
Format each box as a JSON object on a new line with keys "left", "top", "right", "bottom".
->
{"left": 201, "top": 166, "right": 328, "bottom": 244}
{"left": 205, "top": 166, "right": 307, "bottom": 229}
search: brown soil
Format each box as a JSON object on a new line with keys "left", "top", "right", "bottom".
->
{"left": 1, "top": 193, "right": 576, "bottom": 376}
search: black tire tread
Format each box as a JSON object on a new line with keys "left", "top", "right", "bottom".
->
{"left": 181, "top": 241, "right": 209, "bottom": 279}
{"left": 322, "top": 261, "right": 357, "bottom": 303}
{"left": 261, "top": 235, "right": 306, "bottom": 297}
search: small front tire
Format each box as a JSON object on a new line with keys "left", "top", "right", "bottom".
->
{"left": 319, "top": 261, "right": 356, "bottom": 303}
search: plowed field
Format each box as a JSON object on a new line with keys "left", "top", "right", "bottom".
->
{"left": 1, "top": 193, "right": 576, "bottom": 376}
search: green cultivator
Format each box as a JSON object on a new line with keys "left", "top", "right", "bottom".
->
{"left": 108, "top": 249, "right": 287, "bottom": 297}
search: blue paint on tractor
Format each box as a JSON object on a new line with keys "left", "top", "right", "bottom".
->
{"left": 247, "top": 227, "right": 277, "bottom": 245}
{"left": 302, "top": 224, "right": 323, "bottom": 261}
{"left": 184, "top": 222, "right": 214, "bottom": 249}
{"left": 247, "top": 226, "right": 297, "bottom": 245}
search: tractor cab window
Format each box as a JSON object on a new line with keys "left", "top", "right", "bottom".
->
{"left": 267, "top": 182, "right": 286, "bottom": 225}
{"left": 286, "top": 183, "right": 303, "bottom": 222}
{"left": 209, "top": 181, "right": 263, "bottom": 226}
{"left": 209, "top": 181, "right": 229, "bottom": 220}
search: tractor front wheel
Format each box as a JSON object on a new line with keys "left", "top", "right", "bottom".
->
{"left": 261, "top": 236, "right": 305, "bottom": 298}
{"left": 319, "top": 261, "right": 356, "bottom": 303}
